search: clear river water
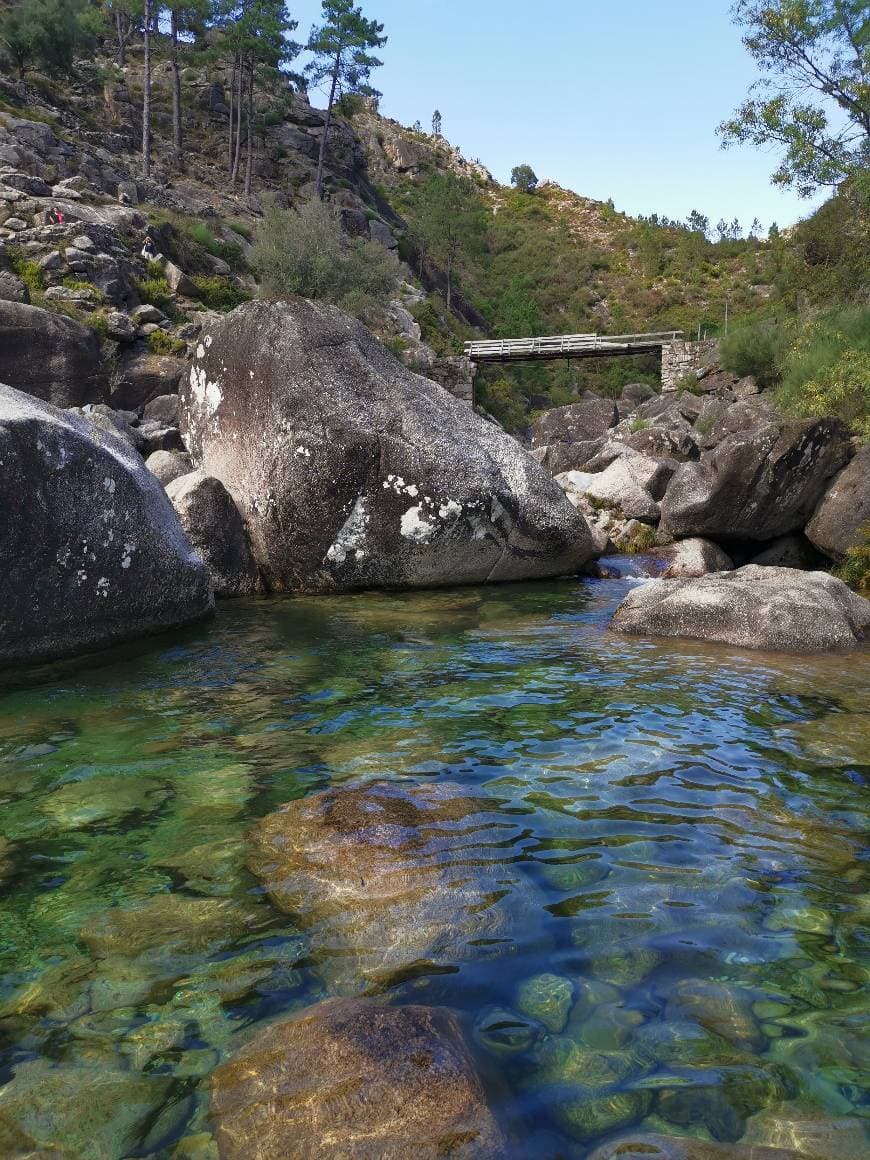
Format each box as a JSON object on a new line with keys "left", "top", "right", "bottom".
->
{"left": 0, "top": 564, "right": 867, "bottom": 1158}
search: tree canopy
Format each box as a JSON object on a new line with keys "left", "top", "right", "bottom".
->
{"left": 0, "top": 0, "right": 97, "bottom": 78}
{"left": 510, "top": 164, "right": 538, "bottom": 193}
{"left": 719, "top": 0, "right": 870, "bottom": 195}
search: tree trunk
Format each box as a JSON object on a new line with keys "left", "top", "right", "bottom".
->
{"left": 244, "top": 59, "right": 254, "bottom": 200}
{"left": 170, "top": 8, "right": 183, "bottom": 170}
{"left": 231, "top": 60, "right": 243, "bottom": 185}
{"left": 314, "top": 50, "right": 341, "bottom": 200}
{"left": 227, "top": 54, "right": 236, "bottom": 173}
{"left": 142, "top": 0, "right": 151, "bottom": 180}
{"left": 116, "top": 9, "right": 126, "bottom": 67}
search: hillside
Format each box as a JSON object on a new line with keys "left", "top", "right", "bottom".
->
{"left": 1, "top": 29, "right": 866, "bottom": 434}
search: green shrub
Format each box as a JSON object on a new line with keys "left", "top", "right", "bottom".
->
{"left": 190, "top": 276, "right": 250, "bottom": 312}
{"left": 251, "top": 197, "right": 401, "bottom": 323}
{"left": 85, "top": 313, "right": 109, "bottom": 340}
{"left": 720, "top": 320, "right": 787, "bottom": 387}
{"left": 675, "top": 373, "right": 703, "bottom": 395}
{"left": 145, "top": 259, "right": 165, "bottom": 280}
{"left": 629, "top": 417, "right": 649, "bottom": 433}
{"left": 7, "top": 250, "right": 42, "bottom": 297}
{"left": 776, "top": 307, "right": 870, "bottom": 439}
{"left": 226, "top": 219, "right": 253, "bottom": 241}
{"left": 477, "top": 378, "right": 526, "bottom": 432}
{"left": 385, "top": 335, "right": 406, "bottom": 357}
{"left": 623, "top": 524, "right": 657, "bottom": 554}
{"left": 148, "top": 329, "right": 186, "bottom": 356}
{"left": 834, "top": 526, "right": 870, "bottom": 593}
{"left": 136, "top": 276, "right": 174, "bottom": 315}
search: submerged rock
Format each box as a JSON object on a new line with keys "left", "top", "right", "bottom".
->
{"left": 585, "top": 1132, "right": 807, "bottom": 1158}
{"left": 165, "top": 471, "right": 261, "bottom": 597}
{"left": 180, "top": 299, "right": 594, "bottom": 593}
{"left": 209, "top": 997, "right": 507, "bottom": 1159}
{"left": 0, "top": 383, "right": 213, "bottom": 664}
{"left": 611, "top": 566, "right": 870, "bottom": 652}
{"left": 660, "top": 419, "right": 850, "bottom": 542}
{"left": 515, "top": 973, "right": 573, "bottom": 1033}
{"left": 247, "top": 780, "right": 537, "bottom": 991}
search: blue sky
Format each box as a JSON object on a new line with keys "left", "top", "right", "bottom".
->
{"left": 289, "top": 0, "right": 827, "bottom": 232}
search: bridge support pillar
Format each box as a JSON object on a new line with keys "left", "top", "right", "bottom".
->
{"left": 661, "top": 339, "right": 720, "bottom": 392}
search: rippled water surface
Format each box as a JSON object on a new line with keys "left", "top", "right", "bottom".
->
{"left": 0, "top": 568, "right": 867, "bottom": 1157}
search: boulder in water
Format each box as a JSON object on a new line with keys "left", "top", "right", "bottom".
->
{"left": 209, "top": 997, "right": 507, "bottom": 1159}
{"left": 180, "top": 300, "right": 594, "bottom": 592}
{"left": 656, "top": 537, "right": 734, "bottom": 578}
{"left": 0, "top": 382, "right": 212, "bottom": 664}
{"left": 165, "top": 471, "right": 261, "bottom": 597}
{"left": 610, "top": 565, "right": 870, "bottom": 652}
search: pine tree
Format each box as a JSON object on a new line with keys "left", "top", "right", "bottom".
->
{"left": 0, "top": 0, "right": 96, "bottom": 80}
{"left": 142, "top": 0, "right": 152, "bottom": 178}
{"left": 412, "top": 172, "right": 485, "bottom": 310}
{"left": 431, "top": 108, "right": 441, "bottom": 137}
{"left": 306, "top": 0, "right": 386, "bottom": 199}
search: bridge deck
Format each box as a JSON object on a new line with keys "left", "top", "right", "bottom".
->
{"left": 464, "top": 331, "right": 682, "bottom": 364}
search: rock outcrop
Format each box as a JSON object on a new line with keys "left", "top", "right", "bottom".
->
{"left": 805, "top": 445, "right": 870, "bottom": 560}
{"left": 611, "top": 565, "right": 870, "bottom": 652}
{"left": 180, "top": 299, "right": 594, "bottom": 592}
{"left": 0, "top": 300, "right": 105, "bottom": 407}
{"left": 210, "top": 998, "right": 507, "bottom": 1160}
{"left": 659, "top": 419, "right": 850, "bottom": 542}
{"left": 165, "top": 471, "right": 261, "bottom": 597}
{"left": 0, "top": 383, "right": 212, "bottom": 664}
{"left": 530, "top": 395, "right": 619, "bottom": 449}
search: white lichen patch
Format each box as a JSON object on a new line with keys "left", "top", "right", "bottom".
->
{"left": 102, "top": 477, "right": 116, "bottom": 494}
{"left": 196, "top": 343, "right": 205, "bottom": 360}
{"left": 400, "top": 504, "right": 436, "bottom": 544}
{"left": 325, "top": 495, "right": 369, "bottom": 565}
{"left": 96, "top": 577, "right": 109, "bottom": 598}
{"left": 189, "top": 365, "right": 223, "bottom": 417}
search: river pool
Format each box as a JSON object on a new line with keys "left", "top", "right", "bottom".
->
{"left": 0, "top": 567, "right": 867, "bottom": 1157}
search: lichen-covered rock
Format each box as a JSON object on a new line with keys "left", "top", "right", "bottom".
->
{"left": 0, "top": 300, "right": 105, "bottom": 407}
{"left": 209, "top": 998, "right": 507, "bottom": 1159}
{"left": 111, "top": 349, "right": 187, "bottom": 411}
{"left": 611, "top": 566, "right": 870, "bottom": 652}
{"left": 660, "top": 419, "right": 850, "bottom": 542}
{"left": 805, "top": 446, "right": 870, "bottom": 561}
{"left": 247, "top": 780, "right": 538, "bottom": 992}
{"left": 165, "top": 471, "right": 261, "bottom": 597}
{"left": 180, "top": 299, "right": 594, "bottom": 592}
{"left": 0, "top": 382, "right": 212, "bottom": 664}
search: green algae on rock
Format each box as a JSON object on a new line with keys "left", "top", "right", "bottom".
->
{"left": 515, "top": 972, "right": 574, "bottom": 1033}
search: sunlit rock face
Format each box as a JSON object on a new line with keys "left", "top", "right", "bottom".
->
{"left": 248, "top": 779, "right": 540, "bottom": 993}
{"left": 210, "top": 997, "right": 508, "bottom": 1159}
{"left": 179, "top": 298, "right": 594, "bottom": 593}
{"left": 0, "top": 382, "right": 212, "bottom": 664}
{"left": 611, "top": 565, "right": 870, "bottom": 652}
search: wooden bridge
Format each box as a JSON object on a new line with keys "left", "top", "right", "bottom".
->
{"left": 463, "top": 331, "right": 683, "bottom": 364}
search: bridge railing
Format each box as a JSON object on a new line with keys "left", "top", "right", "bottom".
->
{"left": 463, "top": 330, "right": 683, "bottom": 360}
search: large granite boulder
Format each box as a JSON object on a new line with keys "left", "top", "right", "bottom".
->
{"left": 805, "top": 446, "right": 870, "bottom": 560}
{"left": 530, "top": 396, "right": 619, "bottom": 449}
{"left": 659, "top": 419, "right": 850, "bottom": 542}
{"left": 248, "top": 780, "right": 538, "bottom": 992}
{"left": 611, "top": 565, "right": 870, "bottom": 652}
{"left": 0, "top": 300, "right": 105, "bottom": 407}
{"left": 210, "top": 998, "right": 507, "bottom": 1160}
{"left": 165, "top": 471, "right": 261, "bottom": 597}
{"left": 180, "top": 300, "right": 594, "bottom": 592}
{"left": 0, "top": 383, "right": 212, "bottom": 664}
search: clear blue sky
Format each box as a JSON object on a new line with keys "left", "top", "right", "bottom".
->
{"left": 289, "top": 0, "right": 826, "bottom": 232}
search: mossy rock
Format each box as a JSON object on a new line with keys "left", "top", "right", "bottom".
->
{"left": 526, "top": 1034, "right": 639, "bottom": 1091}
{"left": 515, "top": 973, "right": 574, "bottom": 1033}
{"left": 40, "top": 773, "right": 166, "bottom": 829}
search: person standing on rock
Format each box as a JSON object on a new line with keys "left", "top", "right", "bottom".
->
{"left": 47, "top": 207, "right": 64, "bottom": 225}
{"left": 141, "top": 235, "right": 157, "bottom": 261}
